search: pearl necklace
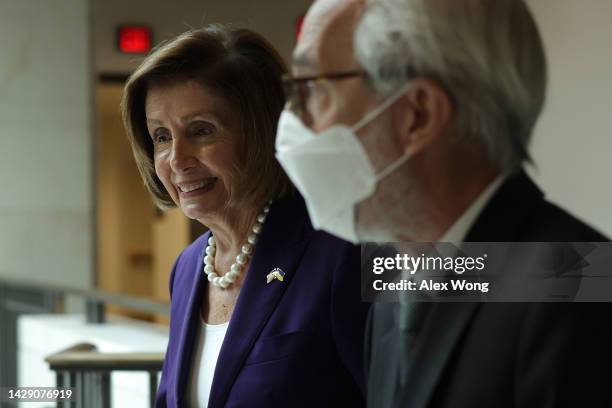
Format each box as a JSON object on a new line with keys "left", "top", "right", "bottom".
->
{"left": 203, "top": 203, "right": 271, "bottom": 289}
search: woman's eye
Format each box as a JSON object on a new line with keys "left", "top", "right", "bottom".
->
{"left": 191, "top": 121, "right": 216, "bottom": 137}
{"left": 194, "top": 127, "right": 212, "bottom": 136}
{"left": 191, "top": 124, "right": 215, "bottom": 137}
{"left": 152, "top": 129, "right": 171, "bottom": 143}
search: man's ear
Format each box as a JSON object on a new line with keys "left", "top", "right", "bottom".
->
{"left": 392, "top": 79, "right": 452, "bottom": 155}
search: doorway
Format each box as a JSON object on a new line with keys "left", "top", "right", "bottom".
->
{"left": 95, "top": 79, "right": 201, "bottom": 323}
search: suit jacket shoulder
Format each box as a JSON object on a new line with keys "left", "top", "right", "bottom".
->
{"left": 466, "top": 170, "right": 608, "bottom": 242}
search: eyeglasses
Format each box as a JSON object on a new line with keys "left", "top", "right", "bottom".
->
{"left": 282, "top": 70, "right": 367, "bottom": 116}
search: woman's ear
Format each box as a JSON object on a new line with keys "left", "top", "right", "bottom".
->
{"left": 392, "top": 79, "right": 452, "bottom": 155}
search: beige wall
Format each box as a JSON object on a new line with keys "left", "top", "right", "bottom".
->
{"left": 0, "top": 0, "right": 93, "bottom": 288}
{"left": 92, "top": 0, "right": 312, "bottom": 74}
{"left": 526, "top": 0, "right": 612, "bottom": 237}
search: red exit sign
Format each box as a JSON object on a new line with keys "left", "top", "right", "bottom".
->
{"left": 117, "top": 25, "right": 152, "bottom": 54}
{"left": 296, "top": 15, "right": 305, "bottom": 41}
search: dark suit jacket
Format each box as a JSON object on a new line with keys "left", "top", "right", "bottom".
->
{"left": 367, "top": 170, "right": 612, "bottom": 408}
{"left": 156, "top": 195, "right": 369, "bottom": 407}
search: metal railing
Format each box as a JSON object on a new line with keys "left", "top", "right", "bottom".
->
{"left": 0, "top": 275, "right": 170, "bottom": 323}
{"left": 46, "top": 343, "right": 164, "bottom": 408}
{"left": 0, "top": 276, "right": 170, "bottom": 408}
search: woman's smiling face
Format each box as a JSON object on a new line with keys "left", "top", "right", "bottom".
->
{"left": 145, "top": 80, "right": 244, "bottom": 221}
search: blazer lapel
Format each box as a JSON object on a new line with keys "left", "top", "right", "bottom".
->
{"left": 207, "top": 196, "right": 312, "bottom": 408}
{"left": 174, "top": 232, "right": 210, "bottom": 406}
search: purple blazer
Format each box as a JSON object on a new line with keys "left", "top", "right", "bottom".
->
{"left": 155, "top": 195, "right": 369, "bottom": 407}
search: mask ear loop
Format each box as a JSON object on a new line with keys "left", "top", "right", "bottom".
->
{"left": 375, "top": 149, "right": 413, "bottom": 181}
{"left": 350, "top": 82, "right": 415, "bottom": 181}
{"left": 352, "top": 81, "right": 414, "bottom": 132}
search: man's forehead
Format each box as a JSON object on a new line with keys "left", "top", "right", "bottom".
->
{"left": 293, "top": 0, "right": 364, "bottom": 73}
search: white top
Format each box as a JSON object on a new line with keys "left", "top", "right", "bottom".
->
{"left": 440, "top": 174, "right": 507, "bottom": 243}
{"left": 188, "top": 318, "right": 229, "bottom": 407}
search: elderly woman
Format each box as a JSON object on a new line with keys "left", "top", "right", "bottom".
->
{"left": 121, "top": 26, "right": 368, "bottom": 407}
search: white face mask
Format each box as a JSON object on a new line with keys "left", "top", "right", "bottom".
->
{"left": 275, "top": 83, "right": 413, "bottom": 243}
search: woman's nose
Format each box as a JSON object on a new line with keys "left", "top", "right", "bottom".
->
{"left": 169, "top": 138, "right": 197, "bottom": 173}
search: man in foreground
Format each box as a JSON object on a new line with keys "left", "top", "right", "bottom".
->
{"left": 276, "top": 0, "right": 612, "bottom": 406}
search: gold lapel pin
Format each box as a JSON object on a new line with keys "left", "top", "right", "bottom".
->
{"left": 266, "top": 268, "right": 286, "bottom": 284}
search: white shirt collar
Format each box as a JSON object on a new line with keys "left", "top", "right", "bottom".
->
{"left": 439, "top": 174, "right": 507, "bottom": 244}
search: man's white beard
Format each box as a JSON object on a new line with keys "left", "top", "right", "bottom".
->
{"left": 356, "top": 171, "right": 434, "bottom": 243}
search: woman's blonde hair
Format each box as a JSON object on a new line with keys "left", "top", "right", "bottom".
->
{"left": 121, "top": 25, "right": 293, "bottom": 210}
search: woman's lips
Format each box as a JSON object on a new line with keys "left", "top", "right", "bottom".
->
{"left": 177, "top": 177, "right": 218, "bottom": 198}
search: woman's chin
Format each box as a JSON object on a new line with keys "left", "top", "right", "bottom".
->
{"left": 180, "top": 204, "right": 211, "bottom": 220}
{"left": 179, "top": 198, "right": 225, "bottom": 221}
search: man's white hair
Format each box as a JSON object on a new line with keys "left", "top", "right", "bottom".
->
{"left": 354, "top": 0, "right": 547, "bottom": 170}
